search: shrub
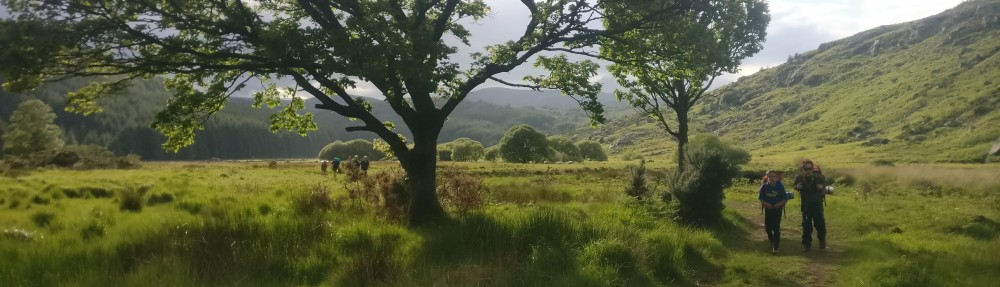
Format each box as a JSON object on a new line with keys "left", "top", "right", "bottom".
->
{"left": 483, "top": 146, "right": 500, "bottom": 162}
{"left": 547, "top": 136, "right": 582, "bottom": 162}
{"left": 30, "top": 194, "right": 51, "bottom": 205}
{"left": 667, "top": 134, "right": 750, "bottom": 226}
{"left": 147, "top": 192, "right": 175, "bottom": 206}
{"left": 437, "top": 148, "right": 453, "bottom": 161}
{"left": 176, "top": 200, "right": 204, "bottom": 214}
{"left": 624, "top": 160, "right": 652, "bottom": 200}
{"left": 317, "top": 139, "right": 385, "bottom": 161}
{"left": 119, "top": 188, "right": 144, "bottom": 212}
{"left": 499, "top": 124, "right": 549, "bottom": 163}
{"left": 437, "top": 168, "right": 485, "bottom": 214}
{"left": 873, "top": 159, "right": 895, "bottom": 166}
{"left": 31, "top": 211, "right": 55, "bottom": 227}
{"left": 293, "top": 185, "right": 335, "bottom": 215}
{"left": 344, "top": 169, "right": 409, "bottom": 223}
{"left": 447, "top": 138, "right": 485, "bottom": 162}
{"left": 80, "top": 220, "right": 106, "bottom": 240}
{"left": 577, "top": 140, "right": 608, "bottom": 161}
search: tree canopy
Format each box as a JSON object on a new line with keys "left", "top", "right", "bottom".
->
{"left": 576, "top": 140, "right": 608, "bottom": 161}
{"left": 601, "top": 0, "right": 769, "bottom": 170}
{"left": 499, "top": 124, "right": 549, "bottom": 163}
{"left": 0, "top": 0, "right": 732, "bottom": 225}
{"left": 2, "top": 99, "right": 64, "bottom": 158}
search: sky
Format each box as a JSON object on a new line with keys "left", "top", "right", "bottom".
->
{"left": 1, "top": 0, "right": 967, "bottom": 96}
{"left": 458, "top": 0, "right": 967, "bottom": 93}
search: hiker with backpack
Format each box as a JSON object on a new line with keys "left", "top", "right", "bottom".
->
{"left": 794, "top": 159, "right": 829, "bottom": 252}
{"left": 759, "top": 170, "right": 788, "bottom": 254}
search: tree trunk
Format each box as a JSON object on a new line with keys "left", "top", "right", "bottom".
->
{"left": 676, "top": 116, "right": 688, "bottom": 171}
{"left": 401, "top": 127, "right": 446, "bottom": 227}
{"left": 676, "top": 91, "right": 690, "bottom": 172}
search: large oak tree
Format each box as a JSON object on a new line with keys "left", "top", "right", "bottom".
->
{"left": 1, "top": 0, "right": 702, "bottom": 225}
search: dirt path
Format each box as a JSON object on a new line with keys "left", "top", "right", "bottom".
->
{"left": 730, "top": 200, "right": 842, "bottom": 286}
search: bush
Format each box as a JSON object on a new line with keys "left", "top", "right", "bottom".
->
{"left": 317, "top": 139, "right": 385, "bottom": 161}
{"left": 119, "top": 188, "right": 144, "bottom": 212}
{"left": 437, "top": 168, "right": 485, "bottom": 214}
{"left": 624, "top": 160, "right": 652, "bottom": 200}
{"left": 483, "top": 146, "right": 500, "bottom": 162}
{"left": 577, "top": 140, "right": 608, "bottom": 161}
{"left": 547, "top": 136, "right": 581, "bottom": 162}
{"left": 499, "top": 124, "right": 549, "bottom": 163}
{"left": 293, "top": 185, "right": 336, "bottom": 215}
{"left": 147, "top": 192, "right": 175, "bottom": 206}
{"left": 447, "top": 138, "right": 485, "bottom": 162}
{"left": 667, "top": 134, "right": 750, "bottom": 226}
{"left": 344, "top": 169, "right": 409, "bottom": 223}
{"left": 873, "top": 159, "right": 896, "bottom": 166}
{"left": 31, "top": 211, "right": 55, "bottom": 227}
{"left": 437, "top": 148, "right": 453, "bottom": 161}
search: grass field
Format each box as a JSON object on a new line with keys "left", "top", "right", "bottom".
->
{"left": 1, "top": 160, "right": 998, "bottom": 286}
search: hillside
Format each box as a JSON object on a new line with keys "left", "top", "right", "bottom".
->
{"left": 0, "top": 79, "right": 591, "bottom": 160}
{"left": 469, "top": 87, "right": 629, "bottom": 110}
{"left": 576, "top": 0, "right": 1000, "bottom": 165}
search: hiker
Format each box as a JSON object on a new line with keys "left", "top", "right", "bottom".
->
{"left": 759, "top": 170, "right": 788, "bottom": 254}
{"left": 321, "top": 160, "right": 328, "bottom": 174}
{"left": 794, "top": 159, "right": 828, "bottom": 251}
{"left": 332, "top": 157, "right": 341, "bottom": 173}
{"left": 360, "top": 155, "right": 370, "bottom": 175}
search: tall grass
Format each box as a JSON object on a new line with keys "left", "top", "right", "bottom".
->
{"left": 1, "top": 163, "right": 997, "bottom": 286}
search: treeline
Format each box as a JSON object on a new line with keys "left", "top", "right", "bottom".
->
{"left": 0, "top": 78, "right": 587, "bottom": 160}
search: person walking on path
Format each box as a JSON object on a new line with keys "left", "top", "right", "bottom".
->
{"left": 759, "top": 170, "right": 788, "bottom": 254}
{"left": 794, "top": 159, "right": 828, "bottom": 252}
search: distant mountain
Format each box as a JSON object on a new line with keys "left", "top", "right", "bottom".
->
{"left": 0, "top": 79, "right": 591, "bottom": 160}
{"left": 468, "top": 87, "right": 629, "bottom": 110}
{"left": 572, "top": 0, "right": 1000, "bottom": 164}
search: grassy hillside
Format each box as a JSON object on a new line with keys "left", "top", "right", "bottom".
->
{"left": 577, "top": 0, "right": 1000, "bottom": 166}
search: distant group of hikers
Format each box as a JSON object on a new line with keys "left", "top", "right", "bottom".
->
{"left": 758, "top": 159, "right": 834, "bottom": 254}
{"left": 320, "top": 155, "right": 370, "bottom": 176}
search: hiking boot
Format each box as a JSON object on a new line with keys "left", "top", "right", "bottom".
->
{"left": 771, "top": 246, "right": 778, "bottom": 255}
{"left": 819, "top": 241, "right": 826, "bottom": 250}
{"left": 802, "top": 245, "right": 811, "bottom": 252}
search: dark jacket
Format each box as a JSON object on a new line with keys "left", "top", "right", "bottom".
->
{"left": 793, "top": 174, "right": 826, "bottom": 204}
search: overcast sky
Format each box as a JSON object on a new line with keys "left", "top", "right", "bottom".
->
{"left": 2, "top": 0, "right": 966, "bottom": 95}
{"left": 457, "top": 0, "right": 967, "bottom": 93}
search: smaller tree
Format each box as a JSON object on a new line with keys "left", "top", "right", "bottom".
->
{"left": 577, "top": 140, "right": 608, "bottom": 161}
{"left": 666, "top": 134, "right": 750, "bottom": 226}
{"left": 2, "top": 100, "right": 64, "bottom": 158}
{"left": 484, "top": 146, "right": 500, "bottom": 162}
{"left": 499, "top": 124, "right": 549, "bottom": 163}
{"left": 547, "top": 136, "right": 582, "bottom": 162}
{"left": 448, "top": 138, "right": 485, "bottom": 162}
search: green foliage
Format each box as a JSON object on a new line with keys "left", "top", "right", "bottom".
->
{"left": 483, "top": 145, "right": 500, "bottom": 162}
{"left": 317, "top": 140, "right": 385, "bottom": 161}
{"left": 499, "top": 124, "right": 549, "bottom": 163}
{"left": 547, "top": 136, "right": 582, "bottom": 162}
{"left": 444, "top": 138, "right": 484, "bottom": 162}
{"left": 668, "top": 135, "right": 750, "bottom": 225}
{"left": 437, "top": 148, "right": 453, "bottom": 161}
{"left": 601, "top": 0, "right": 769, "bottom": 169}
{"left": 624, "top": 160, "right": 652, "bottom": 199}
{"left": 2, "top": 99, "right": 64, "bottom": 158}
{"left": 119, "top": 188, "right": 144, "bottom": 213}
{"left": 577, "top": 140, "right": 608, "bottom": 161}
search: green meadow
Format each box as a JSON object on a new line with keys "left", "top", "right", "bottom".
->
{"left": 1, "top": 161, "right": 997, "bottom": 286}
